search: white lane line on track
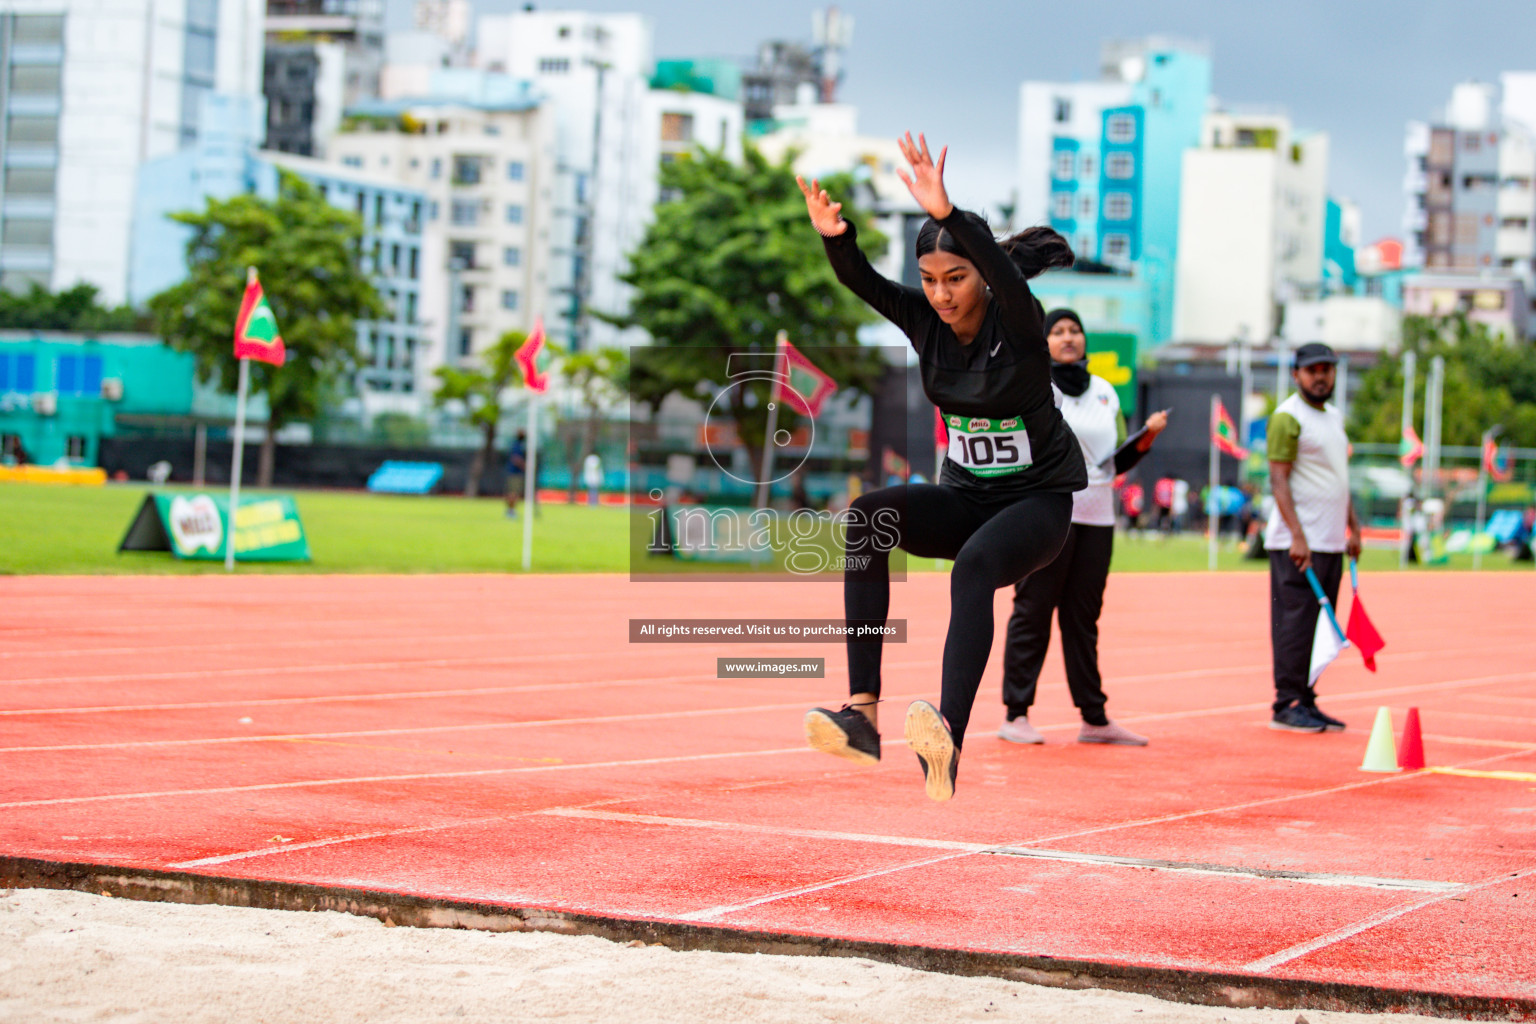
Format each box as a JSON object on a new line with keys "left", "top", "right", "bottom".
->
{"left": 672, "top": 746, "right": 1536, "bottom": 923}
{"left": 0, "top": 746, "right": 814, "bottom": 810}
{"left": 0, "top": 659, "right": 942, "bottom": 718}
{"left": 0, "top": 650, "right": 665, "bottom": 687}
{"left": 1242, "top": 863, "right": 1536, "bottom": 972}
{"left": 0, "top": 698, "right": 872, "bottom": 753}
{"left": 5, "top": 670, "right": 1533, "bottom": 755}
{"left": 163, "top": 795, "right": 640, "bottom": 869}
{"left": 1012, "top": 746, "right": 1536, "bottom": 849}
{"left": 0, "top": 631, "right": 548, "bottom": 661}
{"left": 539, "top": 809, "right": 1457, "bottom": 892}
{"left": 677, "top": 852, "right": 974, "bottom": 923}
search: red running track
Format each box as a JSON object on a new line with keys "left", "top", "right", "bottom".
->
{"left": 2, "top": 572, "right": 1535, "bottom": 1010}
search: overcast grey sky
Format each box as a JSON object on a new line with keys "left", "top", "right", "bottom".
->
{"left": 390, "top": 0, "right": 1536, "bottom": 241}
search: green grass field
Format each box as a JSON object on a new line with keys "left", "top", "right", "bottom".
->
{"left": 0, "top": 481, "right": 1523, "bottom": 575}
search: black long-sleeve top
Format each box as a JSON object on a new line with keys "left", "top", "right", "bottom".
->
{"left": 822, "top": 209, "right": 1087, "bottom": 496}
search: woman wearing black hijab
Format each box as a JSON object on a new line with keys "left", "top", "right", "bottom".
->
{"left": 998, "top": 308, "right": 1167, "bottom": 746}
{"left": 796, "top": 134, "right": 1086, "bottom": 801}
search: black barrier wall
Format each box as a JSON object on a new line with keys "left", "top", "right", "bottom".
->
{"left": 97, "top": 438, "right": 510, "bottom": 494}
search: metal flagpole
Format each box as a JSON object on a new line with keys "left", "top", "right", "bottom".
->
{"left": 1474, "top": 427, "right": 1498, "bottom": 571}
{"left": 756, "top": 331, "right": 786, "bottom": 510}
{"left": 1425, "top": 355, "right": 1445, "bottom": 501}
{"left": 1399, "top": 350, "right": 1416, "bottom": 568}
{"left": 225, "top": 356, "right": 250, "bottom": 572}
{"left": 522, "top": 394, "right": 538, "bottom": 571}
{"left": 1208, "top": 393, "right": 1219, "bottom": 572}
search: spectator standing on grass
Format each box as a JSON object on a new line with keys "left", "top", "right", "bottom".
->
{"left": 1153, "top": 476, "right": 1175, "bottom": 532}
{"left": 505, "top": 430, "right": 527, "bottom": 519}
{"left": 1120, "top": 479, "right": 1145, "bottom": 532}
{"left": 582, "top": 452, "right": 603, "bottom": 507}
{"left": 1171, "top": 478, "right": 1190, "bottom": 532}
{"left": 1265, "top": 343, "right": 1362, "bottom": 734}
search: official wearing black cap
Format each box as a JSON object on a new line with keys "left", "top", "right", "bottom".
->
{"left": 1264, "top": 342, "right": 1362, "bottom": 733}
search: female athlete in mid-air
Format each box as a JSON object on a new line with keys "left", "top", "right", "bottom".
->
{"left": 798, "top": 133, "right": 1086, "bottom": 800}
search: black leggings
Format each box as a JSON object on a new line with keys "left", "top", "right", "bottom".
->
{"left": 1002, "top": 523, "right": 1115, "bottom": 726}
{"left": 844, "top": 484, "right": 1072, "bottom": 749}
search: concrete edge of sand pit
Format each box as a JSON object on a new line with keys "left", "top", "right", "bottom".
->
{"left": 2, "top": 854, "right": 1529, "bottom": 1022}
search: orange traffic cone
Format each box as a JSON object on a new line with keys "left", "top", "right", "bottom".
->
{"left": 1398, "top": 706, "right": 1425, "bottom": 770}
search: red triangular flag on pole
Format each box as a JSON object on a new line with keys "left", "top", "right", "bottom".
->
{"left": 1399, "top": 425, "right": 1424, "bottom": 468}
{"left": 514, "top": 318, "right": 551, "bottom": 394}
{"left": 1483, "top": 436, "right": 1514, "bottom": 483}
{"left": 233, "top": 273, "right": 286, "bottom": 366}
{"left": 773, "top": 338, "right": 838, "bottom": 417}
{"left": 1345, "top": 592, "right": 1385, "bottom": 672}
{"left": 1211, "top": 397, "right": 1248, "bottom": 459}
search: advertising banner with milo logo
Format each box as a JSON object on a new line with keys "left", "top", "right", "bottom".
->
{"left": 118, "top": 493, "right": 310, "bottom": 562}
{"left": 944, "top": 414, "right": 1034, "bottom": 477}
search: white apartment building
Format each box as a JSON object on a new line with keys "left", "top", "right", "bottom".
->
{"left": 1403, "top": 74, "right": 1536, "bottom": 295}
{"left": 0, "top": 0, "right": 263, "bottom": 302}
{"left": 1174, "top": 111, "right": 1328, "bottom": 342}
{"left": 327, "top": 87, "right": 555, "bottom": 392}
{"left": 475, "top": 9, "right": 652, "bottom": 352}
{"left": 754, "top": 94, "right": 921, "bottom": 289}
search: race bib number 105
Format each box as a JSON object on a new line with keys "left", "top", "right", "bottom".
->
{"left": 945, "top": 414, "right": 1034, "bottom": 477}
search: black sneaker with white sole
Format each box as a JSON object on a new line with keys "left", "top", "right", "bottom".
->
{"left": 904, "top": 700, "right": 959, "bottom": 802}
{"left": 1302, "top": 704, "right": 1346, "bottom": 732}
{"left": 804, "top": 705, "right": 881, "bottom": 764}
{"left": 1269, "top": 703, "right": 1326, "bottom": 732}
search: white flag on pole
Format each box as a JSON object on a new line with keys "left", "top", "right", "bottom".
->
{"left": 1309, "top": 609, "right": 1349, "bottom": 686}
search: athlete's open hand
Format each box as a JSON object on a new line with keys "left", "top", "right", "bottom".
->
{"left": 796, "top": 176, "right": 847, "bottom": 237}
{"left": 896, "top": 132, "right": 954, "bottom": 221}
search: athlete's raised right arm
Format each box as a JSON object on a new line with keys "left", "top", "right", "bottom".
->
{"left": 797, "top": 175, "right": 927, "bottom": 339}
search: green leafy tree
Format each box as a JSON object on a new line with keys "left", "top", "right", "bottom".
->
{"left": 0, "top": 282, "right": 148, "bottom": 332}
{"left": 433, "top": 329, "right": 544, "bottom": 497}
{"left": 1349, "top": 314, "right": 1536, "bottom": 448}
{"left": 148, "top": 171, "right": 385, "bottom": 486}
{"left": 602, "top": 144, "right": 890, "bottom": 482}
{"left": 558, "top": 346, "right": 629, "bottom": 500}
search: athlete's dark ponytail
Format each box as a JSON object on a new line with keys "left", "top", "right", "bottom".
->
{"left": 999, "top": 226, "right": 1075, "bottom": 278}
{"left": 914, "top": 213, "right": 1074, "bottom": 280}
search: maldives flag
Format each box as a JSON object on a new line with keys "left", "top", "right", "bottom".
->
{"left": 773, "top": 337, "right": 838, "bottom": 418}
{"left": 1399, "top": 425, "right": 1424, "bottom": 468}
{"left": 1483, "top": 437, "right": 1514, "bottom": 483}
{"left": 233, "top": 274, "right": 286, "bottom": 366}
{"left": 1211, "top": 397, "right": 1247, "bottom": 459}
{"left": 514, "top": 318, "right": 552, "bottom": 394}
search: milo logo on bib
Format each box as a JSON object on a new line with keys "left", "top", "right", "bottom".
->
{"left": 945, "top": 413, "right": 1034, "bottom": 477}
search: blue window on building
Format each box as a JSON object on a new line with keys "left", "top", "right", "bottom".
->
{"left": 1103, "top": 192, "right": 1133, "bottom": 221}
{"left": 0, "top": 353, "right": 38, "bottom": 392}
{"left": 342, "top": 155, "right": 363, "bottom": 168}
{"left": 1106, "top": 153, "right": 1135, "bottom": 179}
{"left": 56, "top": 354, "right": 103, "bottom": 396}
{"left": 1106, "top": 113, "right": 1137, "bottom": 143}
{"left": 507, "top": 161, "right": 525, "bottom": 181}
{"left": 503, "top": 246, "right": 521, "bottom": 267}
{"left": 505, "top": 204, "right": 523, "bottom": 224}
{"left": 1052, "top": 151, "right": 1074, "bottom": 181}
{"left": 501, "top": 290, "right": 519, "bottom": 311}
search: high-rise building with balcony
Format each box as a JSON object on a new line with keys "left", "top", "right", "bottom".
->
{"left": 0, "top": 0, "right": 264, "bottom": 303}
{"left": 263, "top": 0, "right": 383, "bottom": 158}
{"left": 1403, "top": 75, "right": 1536, "bottom": 295}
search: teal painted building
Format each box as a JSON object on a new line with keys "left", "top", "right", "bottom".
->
{"left": 1022, "top": 39, "right": 1211, "bottom": 347}
{"left": 0, "top": 333, "right": 195, "bottom": 465}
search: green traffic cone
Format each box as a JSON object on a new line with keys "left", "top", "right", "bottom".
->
{"left": 1360, "top": 706, "right": 1402, "bottom": 773}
